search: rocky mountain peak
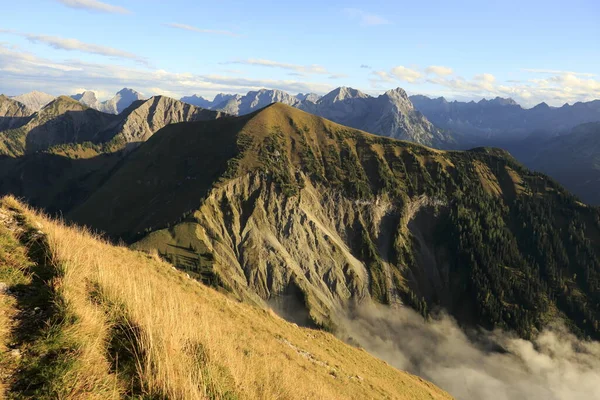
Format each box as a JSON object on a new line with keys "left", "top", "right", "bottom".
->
{"left": 0, "top": 95, "right": 34, "bottom": 131}
{"left": 320, "top": 87, "right": 369, "bottom": 103}
{"left": 180, "top": 94, "right": 212, "bottom": 108}
{"left": 11, "top": 91, "right": 56, "bottom": 111}
{"left": 296, "top": 93, "right": 321, "bottom": 103}
{"left": 71, "top": 91, "right": 99, "bottom": 108}
{"left": 383, "top": 87, "right": 410, "bottom": 100}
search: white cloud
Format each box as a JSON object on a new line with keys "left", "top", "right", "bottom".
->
{"left": 425, "top": 65, "right": 454, "bottom": 77}
{"left": 343, "top": 8, "right": 390, "bottom": 26}
{"left": 55, "top": 0, "right": 130, "bottom": 14}
{"left": 229, "top": 58, "right": 331, "bottom": 75}
{"left": 371, "top": 63, "right": 600, "bottom": 107}
{"left": 0, "top": 44, "right": 334, "bottom": 99}
{"left": 390, "top": 66, "right": 422, "bottom": 83}
{"left": 371, "top": 70, "right": 394, "bottom": 82}
{"left": 164, "top": 23, "right": 241, "bottom": 37}
{"left": 23, "top": 34, "right": 146, "bottom": 64}
{"left": 426, "top": 70, "right": 600, "bottom": 107}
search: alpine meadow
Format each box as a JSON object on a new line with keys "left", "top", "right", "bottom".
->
{"left": 1, "top": 1, "right": 599, "bottom": 399}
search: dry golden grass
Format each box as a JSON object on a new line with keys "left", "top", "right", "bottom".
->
{"left": 1, "top": 196, "right": 452, "bottom": 399}
{"left": 473, "top": 160, "right": 503, "bottom": 198}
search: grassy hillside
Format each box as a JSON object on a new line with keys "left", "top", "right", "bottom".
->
{"left": 0, "top": 196, "right": 451, "bottom": 399}
{"left": 69, "top": 103, "right": 600, "bottom": 340}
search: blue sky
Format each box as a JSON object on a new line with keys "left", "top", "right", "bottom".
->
{"left": 1, "top": 0, "right": 598, "bottom": 106}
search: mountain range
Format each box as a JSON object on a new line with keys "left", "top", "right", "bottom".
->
{"left": 410, "top": 94, "right": 600, "bottom": 140}
{"left": 1, "top": 93, "right": 600, "bottom": 399}
{"left": 181, "top": 87, "right": 454, "bottom": 148}
{"left": 64, "top": 104, "right": 600, "bottom": 341}
{"left": 71, "top": 88, "right": 146, "bottom": 114}
{"left": 5, "top": 86, "right": 600, "bottom": 206}
{"left": 524, "top": 122, "right": 600, "bottom": 204}
{"left": 1, "top": 101, "right": 598, "bottom": 341}
{"left": 0, "top": 94, "right": 225, "bottom": 157}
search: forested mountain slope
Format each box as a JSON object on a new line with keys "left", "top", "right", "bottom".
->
{"left": 69, "top": 103, "right": 600, "bottom": 340}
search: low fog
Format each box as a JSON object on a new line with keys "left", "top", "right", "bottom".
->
{"left": 336, "top": 304, "right": 600, "bottom": 400}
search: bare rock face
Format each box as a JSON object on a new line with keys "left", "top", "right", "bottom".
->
{"left": 296, "top": 93, "right": 321, "bottom": 103}
{"left": 0, "top": 95, "right": 34, "bottom": 131}
{"left": 216, "top": 89, "right": 302, "bottom": 116}
{"left": 72, "top": 88, "right": 146, "bottom": 115}
{"left": 71, "top": 91, "right": 100, "bottom": 109}
{"left": 107, "top": 96, "right": 227, "bottom": 144}
{"left": 304, "top": 87, "right": 454, "bottom": 148}
{"left": 11, "top": 91, "right": 55, "bottom": 111}
{"left": 368, "top": 88, "right": 452, "bottom": 146}
{"left": 100, "top": 88, "right": 145, "bottom": 114}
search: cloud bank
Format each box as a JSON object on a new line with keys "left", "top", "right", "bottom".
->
{"left": 372, "top": 64, "right": 600, "bottom": 107}
{"left": 337, "top": 304, "right": 600, "bottom": 400}
{"left": 24, "top": 34, "right": 146, "bottom": 64}
{"left": 0, "top": 44, "right": 333, "bottom": 99}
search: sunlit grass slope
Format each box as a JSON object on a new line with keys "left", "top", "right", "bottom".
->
{"left": 0, "top": 196, "right": 452, "bottom": 400}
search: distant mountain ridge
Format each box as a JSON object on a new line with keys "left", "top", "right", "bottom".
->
{"left": 0, "top": 95, "right": 34, "bottom": 131}
{"left": 410, "top": 94, "right": 600, "bottom": 139}
{"left": 0, "top": 95, "right": 225, "bottom": 156}
{"left": 524, "top": 122, "right": 600, "bottom": 205}
{"left": 180, "top": 87, "right": 454, "bottom": 148}
{"left": 11, "top": 91, "right": 56, "bottom": 111}
{"left": 71, "top": 88, "right": 145, "bottom": 114}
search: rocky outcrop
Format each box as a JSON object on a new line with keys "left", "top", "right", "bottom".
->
{"left": 104, "top": 95, "right": 227, "bottom": 144}
{"left": 216, "top": 89, "right": 302, "bottom": 115}
{"left": 70, "top": 91, "right": 100, "bottom": 108}
{"left": 0, "top": 95, "right": 33, "bottom": 131}
{"left": 71, "top": 88, "right": 145, "bottom": 114}
{"left": 11, "top": 91, "right": 55, "bottom": 111}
